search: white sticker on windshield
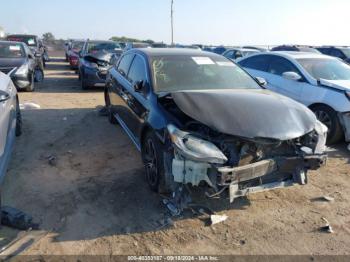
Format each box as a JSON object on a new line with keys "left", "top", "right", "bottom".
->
{"left": 192, "top": 57, "right": 215, "bottom": 65}
{"left": 28, "top": 39, "right": 35, "bottom": 45}
{"left": 217, "top": 61, "right": 235, "bottom": 67}
{"left": 9, "top": 45, "right": 21, "bottom": 51}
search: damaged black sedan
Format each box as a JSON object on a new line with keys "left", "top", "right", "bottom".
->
{"left": 105, "top": 48, "right": 327, "bottom": 203}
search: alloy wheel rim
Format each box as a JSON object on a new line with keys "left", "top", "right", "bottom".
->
{"left": 315, "top": 110, "right": 332, "bottom": 131}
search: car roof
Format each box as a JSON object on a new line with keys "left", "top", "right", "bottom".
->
{"left": 7, "top": 34, "right": 37, "bottom": 38}
{"left": 134, "top": 48, "right": 221, "bottom": 58}
{"left": 0, "top": 40, "right": 25, "bottom": 46}
{"left": 253, "top": 51, "right": 335, "bottom": 60}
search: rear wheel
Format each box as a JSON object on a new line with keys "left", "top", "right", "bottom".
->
{"left": 312, "top": 105, "right": 343, "bottom": 144}
{"left": 104, "top": 90, "right": 117, "bottom": 124}
{"left": 34, "top": 68, "right": 44, "bottom": 82}
{"left": 81, "top": 77, "right": 88, "bottom": 90}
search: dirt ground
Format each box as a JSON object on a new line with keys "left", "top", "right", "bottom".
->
{"left": 1, "top": 53, "right": 350, "bottom": 256}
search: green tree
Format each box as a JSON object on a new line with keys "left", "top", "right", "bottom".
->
{"left": 42, "top": 32, "right": 55, "bottom": 43}
{"left": 110, "top": 36, "right": 154, "bottom": 44}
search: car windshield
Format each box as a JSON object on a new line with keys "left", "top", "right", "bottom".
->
{"left": 0, "top": 43, "right": 25, "bottom": 58}
{"left": 7, "top": 36, "right": 37, "bottom": 47}
{"left": 87, "top": 42, "right": 121, "bottom": 53}
{"left": 297, "top": 58, "right": 350, "bottom": 80}
{"left": 71, "top": 41, "right": 84, "bottom": 52}
{"left": 151, "top": 55, "right": 261, "bottom": 93}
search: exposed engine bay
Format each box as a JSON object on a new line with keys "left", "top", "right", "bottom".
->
{"left": 158, "top": 93, "right": 328, "bottom": 203}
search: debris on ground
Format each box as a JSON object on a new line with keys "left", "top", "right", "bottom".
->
{"left": 19, "top": 102, "right": 41, "bottom": 110}
{"left": 323, "top": 196, "right": 335, "bottom": 202}
{"left": 347, "top": 144, "right": 350, "bottom": 151}
{"left": 98, "top": 106, "right": 109, "bottom": 117}
{"left": 163, "top": 186, "right": 192, "bottom": 216}
{"left": 47, "top": 155, "right": 57, "bottom": 166}
{"left": 1, "top": 206, "right": 39, "bottom": 230}
{"left": 62, "top": 117, "right": 68, "bottom": 121}
{"left": 210, "top": 214, "right": 228, "bottom": 226}
{"left": 320, "top": 217, "right": 334, "bottom": 234}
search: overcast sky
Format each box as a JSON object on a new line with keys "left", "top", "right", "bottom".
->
{"left": 0, "top": 0, "right": 349, "bottom": 46}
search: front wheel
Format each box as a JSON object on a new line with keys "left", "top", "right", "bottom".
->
{"left": 312, "top": 105, "right": 343, "bottom": 144}
{"left": 141, "top": 132, "right": 172, "bottom": 193}
{"left": 104, "top": 90, "right": 117, "bottom": 124}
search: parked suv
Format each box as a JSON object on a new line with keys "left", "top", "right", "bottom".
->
{"left": 316, "top": 46, "right": 350, "bottom": 63}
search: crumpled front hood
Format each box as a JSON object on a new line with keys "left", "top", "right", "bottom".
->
{"left": 172, "top": 89, "right": 317, "bottom": 141}
{"left": 0, "top": 58, "right": 26, "bottom": 68}
{"left": 319, "top": 79, "right": 350, "bottom": 91}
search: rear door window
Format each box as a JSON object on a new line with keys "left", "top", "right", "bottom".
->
{"left": 268, "top": 56, "right": 299, "bottom": 76}
{"left": 239, "top": 55, "right": 270, "bottom": 72}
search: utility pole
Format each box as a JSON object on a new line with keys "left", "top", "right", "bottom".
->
{"left": 171, "top": 0, "right": 174, "bottom": 46}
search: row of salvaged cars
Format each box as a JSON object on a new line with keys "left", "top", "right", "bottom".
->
{"left": 63, "top": 39, "right": 350, "bottom": 212}
{"left": 1, "top": 37, "right": 350, "bottom": 213}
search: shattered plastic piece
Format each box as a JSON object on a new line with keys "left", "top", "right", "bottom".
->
{"left": 19, "top": 102, "right": 41, "bottom": 110}
{"left": 1, "top": 206, "right": 39, "bottom": 230}
{"left": 210, "top": 214, "right": 228, "bottom": 226}
{"left": 323, "top": 196, "right": 335, "bottom": 202}
{"left": 320, "top": 217, "right": 334, "bottom": 233}
{"left": 163, "top": 186, "right": 192, "bottom": 216}
{"left": 47, "top": 155, "right": 57, "bottom": 166}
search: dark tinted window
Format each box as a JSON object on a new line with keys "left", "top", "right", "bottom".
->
{"left": 224, "top": 50, "right": 235, "bottom": 59}
{"left": 127, "top": 55, "right": 147, "bottom": 83}
{"left": 239, "top": 55, "right": 270, "bottom": 72}
{"left": 330, "top": 49, "right": 346, "bottom": 59}
{"left": 268, "top": 56, "right": 299, "bottom": 76}
{"left": 317, "top": 48, "right": 331, "bottom": 55}
{"left": 117, "top": 54, "right": 135, "bottom": 76}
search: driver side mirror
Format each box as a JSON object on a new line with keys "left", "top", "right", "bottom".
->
{"left": 282, "top": 71, "right": 302, "bottom": 81}
{"left": 0, "top": 91, "right": 10, "bottom": 103}
{"left": 134, "top": 80, "right": 145, "bottom": 93}
{"left": 28, "top": 53, "right": 34, "bottom": 59}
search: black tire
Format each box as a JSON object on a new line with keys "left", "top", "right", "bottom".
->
{"left": 65, "top": 54, "right": 68, "bottom": 62}
{"left": 81, "top": 74, "right": 88, "bottom": 90}
{"left": 141, "top": 131, "right": 170, "bottom": 193}
{"left": 15, "top": 98, "right": 22, "bottom": 137}
{"left": 34, "top": 68, "right": 44, "bottom": 83}
{"left": 104, "top": 90, "right": 117, "bottom": 124}
{"left": 25, "top": 73, "right": 35, "bottom": 92}
{"left": 312, "top": 105, "right": 343, "bottom": 144}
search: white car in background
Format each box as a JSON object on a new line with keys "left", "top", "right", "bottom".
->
{"left": 238, "top": 52, "right": 350, "bottom": 144}
{"left": 0, "top": 70, "right": 22, "bottom": 185}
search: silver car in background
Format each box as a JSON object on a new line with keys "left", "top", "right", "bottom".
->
{"left": 0, "top": 70, "right": 22, "bottom": 185}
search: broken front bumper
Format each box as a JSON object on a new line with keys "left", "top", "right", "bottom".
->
{"left": 218, "top": 155, "right": 327, "bottom": 202}
{"left": 172, "top": 154, "right": 327, "bottom": 203}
